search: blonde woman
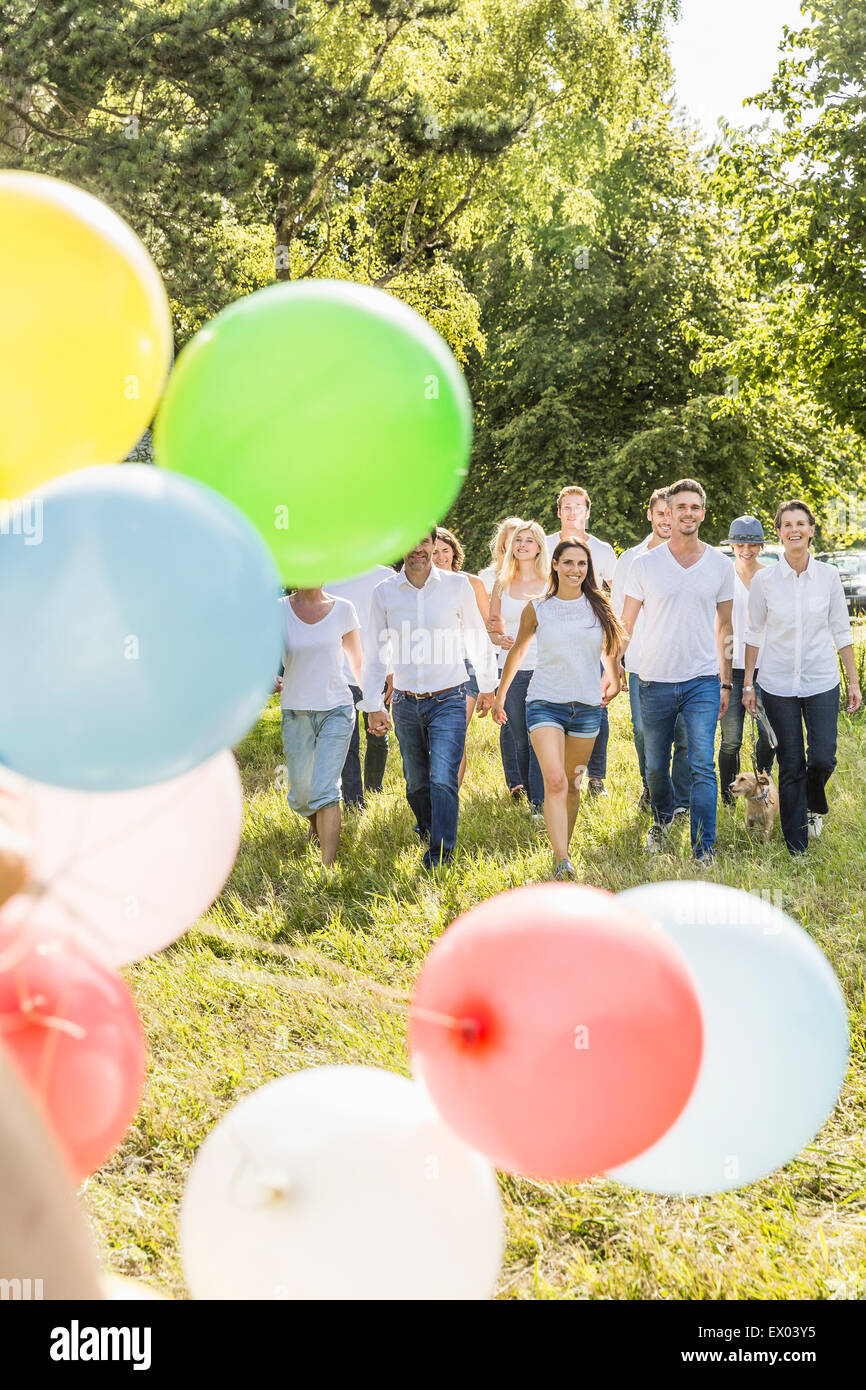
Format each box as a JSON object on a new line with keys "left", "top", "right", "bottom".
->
{"left": 487, "top": 521, "right": 550, "bottom": 812}
{"left": 479, "top": 516, "right": 525, "bottom": 796}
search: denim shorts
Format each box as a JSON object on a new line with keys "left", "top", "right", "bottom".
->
{"left": 280, "top": 706, "right": 354, "bottom": 816}
{"left": 462, "top": 660, "right": 479, "bottom": 698}
{"left": 525, "top": 698, "right": 602, "bottom": 738}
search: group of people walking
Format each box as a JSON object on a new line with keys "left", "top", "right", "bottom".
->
{"left": 276, "top": 480, "right": 862, "bottom": 875}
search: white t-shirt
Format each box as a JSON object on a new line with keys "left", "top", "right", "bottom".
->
{"left": 732, "top": 569, "right": 762, "bottom": 669}
{"left": 545, "top": 531, "right": 616, "bottom": 586}
{"left": 611, "top": 535, "right": 652, "bottom": 674}
{"left": 525, "top": 595, "right": 604, "bottom": 705}
{"left": 625, "top": 543, "right": 734, "bottom": 682}
{"left": 325, "top": 565, "right": 394, "bottom": 685}
{"left": 498, "top": 586, "right": 542, "bottom": 670}
{"left": 279, "top": 596, "right": 359, "bottom": 710}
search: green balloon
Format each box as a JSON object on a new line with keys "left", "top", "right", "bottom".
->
{"left": 154, "top": 280, "right": 473, "bottom": 584}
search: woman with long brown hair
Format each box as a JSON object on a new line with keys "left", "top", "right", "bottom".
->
{"left": 493, "top": 539, "right": 624, "bottom": 879}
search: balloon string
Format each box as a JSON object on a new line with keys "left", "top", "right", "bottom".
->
{"left": 0, "top": 1006, "right": 87, "bottom": 1040}
{"left": 406, "top": 1004, "right": 470, "bottom": 1030}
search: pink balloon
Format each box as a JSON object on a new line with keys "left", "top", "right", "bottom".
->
{"left": 1, "top": 753, "right": 242, "bottom": 965}
{"left": 0, "top": 917, "right": 146, "bottom": 1181}
{"left": 409, "top": 884, "right": 703, "bottom": 1181}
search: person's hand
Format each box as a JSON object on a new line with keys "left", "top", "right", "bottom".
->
{"left": 383, "top": 674, "right": 394, "bottom": 706}
{"left": 742, "top": 686, "right": 758, "bottom": 715}
{"left": 485, "top": 616, "right": 505, "bottom": 637}
{"left": 718, "top": 688, "right": 730, "bottom": 721}
{"left": 499, "top": 635, "right": 515, "bottom": 651}
{"left": 491, "top": 698, "right": 507, "bottom": 726}
{"left": 368, "top": 710, "right": 391, "bottom": 736}
{"left": 619, "top": 664, "right": 629, "bottom": 693}
{"left": 601, "top": 672, "right": 619, "bottom": 706}
{"left": 273, "top": 676, "right": 283, "bottom": 695}
{"left": 475, "top": 692, "right": 494, "bottom": 719}
{"left": 847, "top": 683, "right": 862, "bottom": 714}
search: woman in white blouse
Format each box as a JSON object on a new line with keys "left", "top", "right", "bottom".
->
{"left": 744, "top": 499, "right": 862, "bottom": 854}
{"left": 487, "top": 521, "right": 550, "bottom": 813}
{"left": 278, "top": 588, "right": 363, "bottom": 867}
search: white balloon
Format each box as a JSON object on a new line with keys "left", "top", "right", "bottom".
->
{"left": 179, "top": 1066, "right": 504, "bottom": 1300}
{"left": 608, "top": 881, "right": 849, "bottom": 1195}
{"left": 0, "top": 752, "right": 243, "bottom": 965}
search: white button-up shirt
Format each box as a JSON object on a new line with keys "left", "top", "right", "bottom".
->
{"left": 745, "top": 554, "right": 852, "bottom": 698}
{"left": 545, "top": 531, "right": 616, "bottom": 586}
{"left": 360, "top": 564, "right": 498, "bottom": 711}
{"left": 611, "top": 534, "right": 651, "bottom": 673}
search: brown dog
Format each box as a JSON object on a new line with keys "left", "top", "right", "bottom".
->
{"left": 729, "top": 771, "right": 779, "bottom": 842}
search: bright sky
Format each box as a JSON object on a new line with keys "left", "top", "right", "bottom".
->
{"left": 669, "top": 0, "right": 810, "bottom": 138}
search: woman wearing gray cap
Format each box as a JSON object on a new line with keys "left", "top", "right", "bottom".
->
{"left": 718, "top": 516, "right": 775, "bottom": 802}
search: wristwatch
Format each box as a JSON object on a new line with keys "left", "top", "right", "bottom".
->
{"left": 743, "top": 685, "right": 754, "bottom": 692}
{"left": 721, "top": 683, "right": 733, "bottom": 691}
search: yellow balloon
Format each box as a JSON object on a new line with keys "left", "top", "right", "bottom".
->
{"left": 0, "top": 172, "right": 172, "bottom": 497}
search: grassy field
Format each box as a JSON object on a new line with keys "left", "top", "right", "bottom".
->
{"left": 84, "top": 682, "right": 866, "bottom": 1301}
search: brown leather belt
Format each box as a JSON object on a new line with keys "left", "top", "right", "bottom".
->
{"left": 397, "top": 685, "right": 461, "bottom": 700}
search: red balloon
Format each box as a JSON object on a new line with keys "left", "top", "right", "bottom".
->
{"left": 0, "top": 915, "right": 146, "bottom": 1181}
{"left": 409, "top": 884, "right": 703, "bottom": 1181}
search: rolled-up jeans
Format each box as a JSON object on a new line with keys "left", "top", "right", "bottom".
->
{"left": 759, "top": 685, "right": 839, "bottom": 855}
{"left": 628, "top": 674, "right": 690, "bottom": 807}
{"left": 342, "top": 684, "right": 389, "bottom": 807}
{"left": 391, "top": 686, "right": 467, "bottom": 865}
{"left": 640, "top": 675, "right": 721, "bottom": 857}
{"left": 503, "top": 668, "right": 544, "bottom": 809}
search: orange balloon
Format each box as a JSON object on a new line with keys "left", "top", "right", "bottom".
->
{"left": 0, "top": 918, "right": 146, "bottom": 1181}
{"left": 409, "top": 884, "right": 703, "bottom": 1181}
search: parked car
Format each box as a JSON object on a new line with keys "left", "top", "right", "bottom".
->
{"left": 816, "top": 550, "right": 866, "bottom": 615}
{"left": 718, "top": 543, "right": 785, "bottom": 566}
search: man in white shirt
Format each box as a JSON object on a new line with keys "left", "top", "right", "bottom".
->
{"left": 361, "top": 531, "right": 497, "bottom": 869}
{"left": 621, "top": 478, "right": 734, "bottom": 865}
{"left": 326, "top": 564, "right": 395, "bottom": 809}
{"left": 611, "top": 488, "right": 690, "bottom": 812}
{"left": 545, "top": 485, "right": 617, "bottom": 795}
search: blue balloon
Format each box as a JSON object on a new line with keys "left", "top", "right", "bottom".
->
{"left": 0, "top": 465, "right": 282, "bottom": 790}
{"left": 607, "top": 881, "right": 849, "bottom": 1195}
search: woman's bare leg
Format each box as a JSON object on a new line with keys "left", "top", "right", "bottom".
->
{"left": 529, "top": 726, "right": 569, "bottom": 861}
{"left": 315, "top": 803, "right": 342, "bottom": 866}
{"left": 565, "top": 735, "right": 597, "bottom": 847}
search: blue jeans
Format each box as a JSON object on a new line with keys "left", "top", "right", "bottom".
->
{"left": 342, "top": 685, "right": 389, "bottom": 807}
{"left": 586, "top": 663, "right": 608, "bottom": 779}
{"left": 628, "top": 676, "right": 690, "bottom": 808}
{"left": 500, "top": 721, "right": 521, "bottom": 790}
{"left": 504, "top": 669, "right": 544, "bottom": 809}
{"left": 760, "top": 686, "right": 839, "bottom": 855}
{"left": 640, "top": 676, "right": 721, "bottom": 857}
{"left": 391, "top": 686, "right": 467, "bottom": 866}
{"left": 718, "top": 668, "right": 775, "bottom": 802}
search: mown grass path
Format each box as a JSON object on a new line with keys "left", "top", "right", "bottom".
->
{"left": 85, "top": 693, "right": 866, "bottom": 1300}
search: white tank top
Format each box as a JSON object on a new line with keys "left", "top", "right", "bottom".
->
{"left": 525, "top": 594, "right": 604, "bottom": 705}
{"left": 498, "top": 586, "right": 542, "bottom": 670}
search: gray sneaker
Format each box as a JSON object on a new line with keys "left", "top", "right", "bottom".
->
{"left": 587, "top": 778, "right": 607, "bottom": 798}
{"left": 695, "top": 851, "right": 717, "bottom": 869}
{"left": 645, "top": 824, "right": 668, "bottom": 853}
{"left": 552, "top": 857, "right": 577, "bottom": 881}
{"left": 807, "top": 812, "right": 823, "bottom": 839}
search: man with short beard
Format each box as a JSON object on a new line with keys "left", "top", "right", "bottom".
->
{"left": 361, "top": 531, "right": 497, "bottom": 869}
{"left": 621, "top": 479, "right": 734, "bottom": 866}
